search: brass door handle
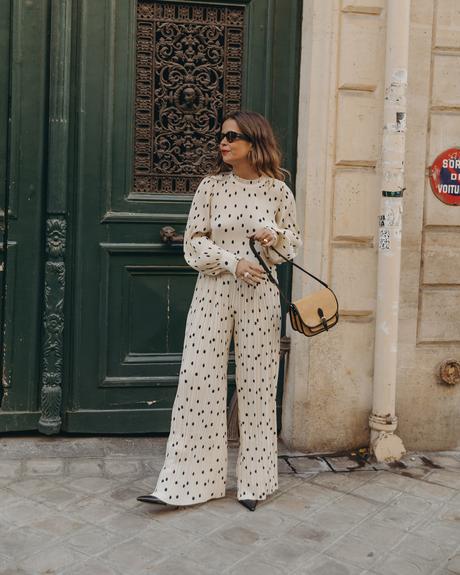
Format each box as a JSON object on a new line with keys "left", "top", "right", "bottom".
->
{"left": 160, "top": 226, "right": 184, "bottom": 246}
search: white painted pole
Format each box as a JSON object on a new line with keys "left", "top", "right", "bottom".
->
{"left": 369, "top": 0, "right": 410, "bottom": 462}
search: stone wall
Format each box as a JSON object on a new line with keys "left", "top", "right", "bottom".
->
{"left": 282, "top": 0, "right": 460, "bottom": 453}
{"left": 398, "top": 0, "right": 460, "bottom": 449}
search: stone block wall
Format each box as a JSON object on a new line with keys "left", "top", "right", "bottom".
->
{"left": 398, "top": 0, "right": 460, "bottom": 449}
{"left": 283, "top": 0, "right": 460, "bottom": 453}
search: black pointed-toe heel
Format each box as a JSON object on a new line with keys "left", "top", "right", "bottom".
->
{"left": 238, "top": 499, "right": 257, "bottom": 511}
{"left": 136, "top": 495, "right": 167, "bottom": 505}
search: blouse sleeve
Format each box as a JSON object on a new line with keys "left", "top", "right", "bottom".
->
{"left": 183, "top": 176, "right": 241, "bottom": 277}
{"left": 261, "top": 182, "right": 303, "bottom": 265}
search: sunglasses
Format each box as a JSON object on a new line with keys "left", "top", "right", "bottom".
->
{"left": 217, "top": 131, "right": 252, "bottom": 144}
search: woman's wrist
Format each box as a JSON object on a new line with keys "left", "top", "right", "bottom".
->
{"left": 225, "top": 253, "right": 241, "bottom": 277}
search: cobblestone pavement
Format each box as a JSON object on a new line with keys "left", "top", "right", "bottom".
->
{"left": 0, "top": 436, "right": 459, "bottom": 575}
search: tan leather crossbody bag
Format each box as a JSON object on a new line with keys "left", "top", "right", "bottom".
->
{"left": 249, "top": 238, "right": 339, "bottom": 337}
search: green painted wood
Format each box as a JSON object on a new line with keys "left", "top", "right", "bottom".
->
{"left": 64, "top": 0, "right": 302, "bottom": 433}
{"left": 38, "top": 0, "right": 73, "bottom": 435}
{"left": 0, "top": 0, "right": 49, "bottom": 428}
{"left": 0, "top": 0, "right": 11, "bottom": 406}
{"left": 272, "top": 0, "right": 302, "bottom": 177}
{"left": 0, "top": 412, "right": 41, "bottom": 432}
{"left": 0, "top": 1, "right": 10, "bottom": 210}
{"left": 271, "top": 0, "right": 303, "bottom": 332}
{"left": 46, "top": 0, "right": 72, "bottom": 215}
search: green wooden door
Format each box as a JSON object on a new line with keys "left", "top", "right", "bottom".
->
{"left": 0, "top": 1, "right": 49, "bottom": 431}
{"left": 63, "top": 0, "right": 302, "bottom": 433}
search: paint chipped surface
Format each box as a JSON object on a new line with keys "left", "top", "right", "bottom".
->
{"left": 392, "top": 68, "right": 408, "bottom": 85}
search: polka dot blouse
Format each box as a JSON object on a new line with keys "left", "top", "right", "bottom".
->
{"left": 183, "top": 171, "right": 303, "bottom": 275}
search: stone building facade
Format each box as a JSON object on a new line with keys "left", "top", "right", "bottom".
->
{"left": 282, "top": 0, "right": 460, "bottom": 454}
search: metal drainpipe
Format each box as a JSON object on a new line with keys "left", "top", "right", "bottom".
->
{"left": 369, "top": 0, "right": 411, "bottom": 462}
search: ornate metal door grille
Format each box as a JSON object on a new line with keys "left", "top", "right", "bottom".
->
{"left": 134, "top": 1, "right": 245, "bottom": 195}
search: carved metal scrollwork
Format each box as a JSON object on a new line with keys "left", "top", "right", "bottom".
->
{"left": 134, "top": 1, "right": 245, "bottom": 195}
{"left": 38, "top": 217, "right": 66, "bottom": 435}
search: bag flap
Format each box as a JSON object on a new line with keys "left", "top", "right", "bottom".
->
{"left": 292, "top": 288, "right": 338, "bottom": 325}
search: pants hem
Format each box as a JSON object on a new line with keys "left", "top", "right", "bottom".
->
{"left": 237, "top": 484, "right": 279, "bottom": 501}
{"left": 150, "top": 490, "right": 227, "bottom": 507}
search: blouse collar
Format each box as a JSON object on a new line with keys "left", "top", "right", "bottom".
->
{"left": 230, "top": 171, "right": 267, "bottom": 186}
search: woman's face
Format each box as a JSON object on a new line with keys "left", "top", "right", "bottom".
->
{"left": 219, "top": 119, "right": 253, "bottom": 167}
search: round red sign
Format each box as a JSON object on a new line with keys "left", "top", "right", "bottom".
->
{"left": 429, "top": 148, "right": 460, "bottom": 206}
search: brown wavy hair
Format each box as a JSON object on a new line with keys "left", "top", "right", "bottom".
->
{"left": 210, "top": 110, "right": 289, "bottom": 181}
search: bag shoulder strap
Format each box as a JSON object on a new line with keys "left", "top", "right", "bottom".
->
{"left": 248, "top": 238, "right": 329, "bottom": 305}
{"left": 270, "top": 245, "right": 329, "bottom": 288}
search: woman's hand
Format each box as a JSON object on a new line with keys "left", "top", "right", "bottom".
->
{"left": 249, "top": 227, "right": 278, "bottom": 248}
{"left": 235, "top": 258, "right": 266, "bottom": 286}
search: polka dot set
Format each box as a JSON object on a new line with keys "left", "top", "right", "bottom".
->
{"left": 149, "top": 171, "right": 302, "bottom": 505}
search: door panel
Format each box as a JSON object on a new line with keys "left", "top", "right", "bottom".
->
{"left": 0, "top": 1, "right": 48, "bottom": 431}
{"left": 65, "top": 0, "right": 301, "bottom": 432}
{"left": 99, "top": 247, "right": 196, "bottom": 384}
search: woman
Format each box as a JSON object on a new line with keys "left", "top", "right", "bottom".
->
{"left": 137, "top": 111, "right": 302, "bottom": 512}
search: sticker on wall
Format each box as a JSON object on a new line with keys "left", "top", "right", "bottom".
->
{"left": 429, "top": 148, "right": 460, "bottom": 206}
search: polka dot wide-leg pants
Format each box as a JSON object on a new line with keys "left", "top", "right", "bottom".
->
{"left": 150, "top": 271, "right": 282, "bottom": 506}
